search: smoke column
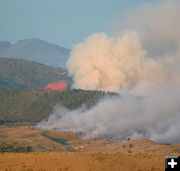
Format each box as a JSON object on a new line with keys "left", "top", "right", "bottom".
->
{"left": 37, "top": 0, "right": 180, "bottom": 143}
{"left": 45, "top": 81, "right": 67, "bottom": 91}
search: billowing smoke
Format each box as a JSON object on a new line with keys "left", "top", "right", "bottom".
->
{"left": 45, "top": 81, "right": 67, "bottom": 91}
{"left": 66, "top": 0, "right": 180, "bottom": 92}
{"left": 67, "top": 31, "right": 180, "bottom": 92}
{"left": 37, "top": 0, "right": 180, "bottom": 143}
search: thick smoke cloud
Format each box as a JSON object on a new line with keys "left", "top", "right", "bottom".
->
{"left": 36, "top": 0, "right": 180, "bottom": 143}
{"left": 67, "top": 31, "right": 180, "bottom": 92}
{"left": 66, "top": 1, "right": 180, "bottom": 92}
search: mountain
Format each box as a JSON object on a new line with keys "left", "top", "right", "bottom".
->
{"left": 0, "top": 57, "right": 71, "bottom": 89}
{"left": 0, "top": 39, "right": 70, "bottom": 68}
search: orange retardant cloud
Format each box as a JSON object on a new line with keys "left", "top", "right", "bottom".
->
{"left": 45, "top": 81, "right": 67, "bottom": 91}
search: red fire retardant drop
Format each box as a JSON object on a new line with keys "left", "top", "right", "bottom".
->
{"left": 45, "top": 81, "right": 67, "bottom": 91}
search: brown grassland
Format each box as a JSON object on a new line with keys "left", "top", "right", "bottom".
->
{"left": 0, "top": 126, "right": 180, "bottom": 170}
{"left": 0, "top": 152, "right": 168, "bottom": 171}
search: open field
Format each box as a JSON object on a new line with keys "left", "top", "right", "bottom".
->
{"left": 0, "top": 152, "right": 170, "bottom": 171}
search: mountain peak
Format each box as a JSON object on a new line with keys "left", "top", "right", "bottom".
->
{"left": 0, "top": 39, "right": 70, "bottom": 69}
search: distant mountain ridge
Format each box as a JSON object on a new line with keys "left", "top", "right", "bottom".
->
{"left": 0, "top": 39, "right": 70, "bottom": 68}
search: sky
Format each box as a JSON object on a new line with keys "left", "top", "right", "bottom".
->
{"left": 0, "top": 0, "right": 157, "bottom": 48}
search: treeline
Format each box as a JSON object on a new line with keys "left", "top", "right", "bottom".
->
{"left": 0, "top": 143, "right": 32, "bottom": 153}
{"left": 0, "top": 88, "right": 116, "bottom": 125}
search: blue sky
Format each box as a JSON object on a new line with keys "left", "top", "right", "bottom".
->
{"left": 0, "top": 0, "right": 156, "bottom": 48}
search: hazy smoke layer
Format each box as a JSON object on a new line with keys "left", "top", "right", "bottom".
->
{"left": 119, "top": 0, "right": 180, "bottom": 57}
{"left": 36, "top": 84, "right": 180, "bottom": 143}
{"left": 37, "top": 0, "right": 180, "bottom": 143}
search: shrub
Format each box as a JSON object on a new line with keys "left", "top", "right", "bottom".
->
{"left": 129, "top": 144, "right": 133, "bottom": 148}
{"left": 0, "top": 143, "right": 32, "bottom": 153}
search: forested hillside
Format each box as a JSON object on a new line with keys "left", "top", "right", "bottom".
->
{"left": 0, "top": 57, "right": 71, "bottom": 89}
{"left": 0, "top": 88, "right": 115, "bottom": 125}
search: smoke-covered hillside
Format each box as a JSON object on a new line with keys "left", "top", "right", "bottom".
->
{"left": 0, "top": 88, "right": 114, "bottom": 125}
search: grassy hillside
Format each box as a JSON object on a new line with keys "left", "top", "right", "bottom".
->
{"left": 0, "top": 57, "right": 71, "bottom": 89}
{"left": 0, "top": 88, "right": 114, "bottom": 124}
{"left": 0, "top": 126, "right": 180, "bottom": 154}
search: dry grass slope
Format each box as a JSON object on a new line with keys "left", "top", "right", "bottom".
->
{"left": 0, "top": 126, "right": 180, "bottom": 153}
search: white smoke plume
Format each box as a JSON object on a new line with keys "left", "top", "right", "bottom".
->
{"left": 36, "top": 0, "right": 180, "bottom": 143}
